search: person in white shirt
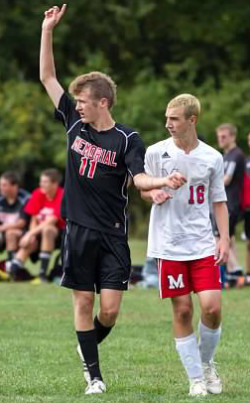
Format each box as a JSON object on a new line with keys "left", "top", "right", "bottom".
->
{"left": 141, "top": 94, "right": 229, "bottom": 397}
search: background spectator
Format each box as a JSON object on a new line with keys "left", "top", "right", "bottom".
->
{"left": 242, "top": 133, "right": 250, "bottom": 278}
{"left": 9, "top": 168, "right": 64, "bottom": 283}
{"left": 0, "top": 171, "right": 30, "bottom": 268}
{"left": 216, "top": 123, "right": 245, "bottom": 286}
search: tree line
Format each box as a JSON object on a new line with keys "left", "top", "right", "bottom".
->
{"left": 0, "top": 0, "right": 249, "bottom": 235}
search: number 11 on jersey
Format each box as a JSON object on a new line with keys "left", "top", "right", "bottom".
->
{"left": 79, "top": 157, "right": 98, "bottom": 179}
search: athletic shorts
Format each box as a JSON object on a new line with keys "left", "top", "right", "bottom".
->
{"left": 60, "top": 221, "right": 131, "bottom": 293}
{"left": 157, "top": 255, "right": 221, "bottom": 299}
{"left": 229, "top": 210, "right": 240, "bottom": 237}
{"left": 244, "top": 210, "right": 250, "bottom": 240}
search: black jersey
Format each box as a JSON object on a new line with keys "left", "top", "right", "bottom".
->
{"left": 55, "top": 92, "right": 145, "bottom": 237}
{"left": 223, "top": 147, "right": 245, "bottom": 212}
{"left": 0, "top": 189, "right": 30, "bottom": 224}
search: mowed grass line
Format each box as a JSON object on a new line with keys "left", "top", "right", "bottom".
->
{"left": 0, "top": 282, "right": 249, "bottom": 403}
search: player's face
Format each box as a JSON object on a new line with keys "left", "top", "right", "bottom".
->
{"left": 216, "top": 129, "right": 234, "bottom": 150}
{"left": 40, "top": 175, "right": 56, "bottom": 195}
{"left": 0, "top": 178, "right": 17, "bottom": 198}
{"left": 74, "top": 89, "right": 101, "bottom": 123}
{"left": 165, "top": 107, "right": 194, "bottom": 138}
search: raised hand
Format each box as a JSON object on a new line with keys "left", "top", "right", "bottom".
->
{"left": 42, "top": 4, "right": 67, "bottom": 30}
{"left": 165, "top": 172, "right": 187, "bottom": 190}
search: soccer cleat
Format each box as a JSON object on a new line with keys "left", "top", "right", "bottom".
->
{"left": 189, "top": 378, "right": 207, "bottom": 396}
{"left": 76, "top": 344, "right": 91, "bottom": 385}
{"left": 203, "top": 361, "right": 222, "bottom": 394}
{"left": 85, "top": 378, "right": 106, "bottom": 394}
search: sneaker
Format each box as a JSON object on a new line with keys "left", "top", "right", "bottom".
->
{"left": 203, "top": 361, "right": 222, "bottom": 394}
{"left": 236, "top": 275, "right": 245, "bottom": 288}
{"left": 76, "top": 344, "right": 91, "bottom": 385}
{"left": 85, "top": 378, "right": 106, "bottom": 394}
{"left": 189, "top": 378, "right": 207, "bottom": 396}
{"left": 30, "top": 277, "right": 48, "bottom": 285}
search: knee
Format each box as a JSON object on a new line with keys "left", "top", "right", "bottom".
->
{"left": 5, "top": 229, "right": 19, "bottom": 241}
{"left": 42, "top": 225, "right": 57, "bottom": 238}
{"left": 174, "top": 305, "right": 193, "bottom": 326}
{"left": 100, "top": 307, "right": 119, "bottom": 326}
{"left": 75, "top": 295, "right": 93, "bottom": 317}
{"left": 202, "top": 304, "right": 221, "bottom": 323}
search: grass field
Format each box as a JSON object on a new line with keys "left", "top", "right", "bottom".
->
{"left": 0, "top": 239, "right": 249, "bottom": 403}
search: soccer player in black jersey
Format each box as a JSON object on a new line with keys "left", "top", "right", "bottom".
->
{"left": 40, "top": 4, "right": 186, "bottom": 394}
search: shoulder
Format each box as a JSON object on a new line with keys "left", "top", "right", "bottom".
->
{"left": 199, "top": 141, "right": 223, "bottom": 162}
{"left": 235, "top": 147, "right": 245, "bottom": 160}
{"left": 228, "top": 147, "right": 244, "bottom": 160}
{"left": 18, "top": 188, "right": 30, "bottom": 203}
{"left": 30, "top": 188, "right": 43, "bottom": 199}
{"left": 146, "top": 139, "right": 169, "bottom": 157}
{"left": 0, "top": 196, "right": 5, "bottom": 206}
{"left": 114, "top": 123, "right": 139, "bottom": 139}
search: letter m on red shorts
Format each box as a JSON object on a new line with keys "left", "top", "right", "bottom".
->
{"left": 167, "top": 274, "right": 185, "bottom": 289}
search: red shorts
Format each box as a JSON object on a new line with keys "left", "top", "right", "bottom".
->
{"left": 157, "top": 255, "right": 221, "bottom": 299}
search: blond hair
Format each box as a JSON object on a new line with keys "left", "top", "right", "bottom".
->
{"left": 216, "top": 123, "right": 238, "bottom": 137}
{"left": 167, "top": 94, "right": 201, "bottom": 119}
{"left": 69, "top": 71, "right": 117, "bottom": 109}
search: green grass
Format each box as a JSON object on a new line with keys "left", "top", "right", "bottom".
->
{"left": 129, "top": 238, "right": 246, "bottom": 268}
{"left": 0, "top": 239, "right": 249, "bottom": 403}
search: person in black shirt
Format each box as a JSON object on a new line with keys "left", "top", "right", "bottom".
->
{"left": 40, "top": 4, "right": 186, "bottom": 394}
{"left": 0, "top": 171, "right": 30, "bottom": 269}
{"left": 216, "top": 123, "right": 245, "bottom": 284}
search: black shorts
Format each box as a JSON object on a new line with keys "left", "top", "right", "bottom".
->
{"left": 229, "top": 210, "right": 240, "bottom": 237}
{"left": 244, "top": 210, "right": 250, "bottom": 240}
{"left": 60, "top": 221, "right": 131, "bottom": 293}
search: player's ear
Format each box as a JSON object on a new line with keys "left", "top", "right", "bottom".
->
{"left": 99, "top": 98, "right": 109, "bottom": 108}
{"left": 190, "top": 115, "right": 197, "bottom": 125}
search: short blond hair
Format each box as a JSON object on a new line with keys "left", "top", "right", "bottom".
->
{"left": 167, "top": 94, "right": 201, "bottom": 119}
{"left": 69, "top": 71, "right": 117, "bottom": 109}
{"left": 216, "top": 123, "right": 238, "bottom": 137}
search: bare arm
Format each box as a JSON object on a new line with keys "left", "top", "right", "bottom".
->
{"left": 133, "top": 171, "right": 186, "bottom": 191}
{"left": 213, "top": 201, "right": 230, "bottom": 265}
{"left": 224, "top": 174, "right": 233, "bottom": 187}
{"left": 40, "top": 4, "right": 67, "bottom": 107}
{"left": 0, "top": 218, "right": 27, "bottom": 232}
{"left": 28, "top": 215, "right": 58, "bottom": 237}
{"left": 20, "top": 216, "right": 58, "bottom": 248}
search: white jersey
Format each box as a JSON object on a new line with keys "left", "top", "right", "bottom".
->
{"left": 146, "top": 138, "right": 227, "bottom": 261}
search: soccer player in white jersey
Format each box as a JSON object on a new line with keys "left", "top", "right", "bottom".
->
{"left": 141, "top": 94, "right": 229, "bottom": 397}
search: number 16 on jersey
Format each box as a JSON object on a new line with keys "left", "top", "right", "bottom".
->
{"left": 188, "top": 185, "right": 205, "bottom": 204}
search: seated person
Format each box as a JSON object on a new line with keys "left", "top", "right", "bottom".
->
{"left": 10, "top": 168, "right": 64, "bottom": 282}
{"left": 0, "top": 171, "right": 30, "bottom": 267}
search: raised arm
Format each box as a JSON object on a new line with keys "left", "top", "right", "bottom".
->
{"left": 40, "top": 4, "right": 67, "bottom": 107}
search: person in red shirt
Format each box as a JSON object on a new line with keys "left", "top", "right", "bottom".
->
{"left": 10, "top": 168, "right": 64, "bottom": 282}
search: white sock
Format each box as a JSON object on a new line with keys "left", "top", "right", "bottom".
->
{"left": 198, "top": 321, "right": 221, "bottom": 363}
{"left": 175, "top": 333, "right": 203, "bottom": 379}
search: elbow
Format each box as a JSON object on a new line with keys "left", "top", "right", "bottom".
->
{"left": 133, "top": 177, "right": 142, "bottom": 190}
{"left": 133, "top": 173, "right": 145, "bottom": 190}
